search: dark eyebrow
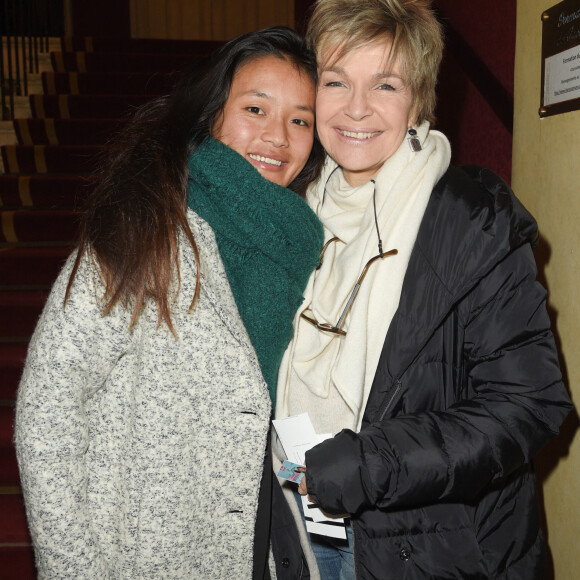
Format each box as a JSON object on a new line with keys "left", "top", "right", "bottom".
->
{"left": 240, "top": 90, "right": 314, "bottom": 115}
{"left": 241, "top": 90, "right": 270, "bottom": 99}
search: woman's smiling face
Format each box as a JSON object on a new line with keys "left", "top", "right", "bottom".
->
{"left": 213, "top": 55, "right": 316, "bottom": 188}
{"left": 316, "top": 40, "right": 416, "bottom": 187}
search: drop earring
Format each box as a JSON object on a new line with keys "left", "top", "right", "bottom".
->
{"left": 407, "top": 128, "right": 422, "bottom": 152}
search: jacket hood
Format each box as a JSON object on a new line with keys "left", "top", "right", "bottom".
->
{"left": 420, "top": 165, "right": 538, "bottom": 300}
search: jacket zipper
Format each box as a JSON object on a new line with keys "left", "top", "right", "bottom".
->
{"left": 378, "top": 379, "right": 402, "bottom": 422}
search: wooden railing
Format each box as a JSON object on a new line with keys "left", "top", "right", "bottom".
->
{"left": 1, "top": 0, "right": 65, "bottom": 120}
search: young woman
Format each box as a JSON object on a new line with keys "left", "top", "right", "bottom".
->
{"left": 275, "top": 2, "right": 573, "bottom": 578}
{"left": 16, "top": 27, "right": 324, "bottom": 579}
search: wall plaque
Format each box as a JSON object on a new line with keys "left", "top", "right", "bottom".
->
{"left": 540, "top": 0, "right": 580, "bottom": 117}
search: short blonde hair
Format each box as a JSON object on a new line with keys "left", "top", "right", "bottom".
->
{"left": 306, "top": 0, "right": 443, "bottom": 125}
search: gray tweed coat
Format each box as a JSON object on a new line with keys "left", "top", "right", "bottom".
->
{"left": 15, "top": 210, "right": 272, "bottom": 579}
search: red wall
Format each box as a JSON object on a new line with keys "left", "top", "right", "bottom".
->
{"left": 71, "top": 0, "right": 130, "bottom": 38}
{"left": 434, "top": 0, "right": 516, "bottom": 183}
{"left": 295, "top": 0, "right": 314, "bottom": 34}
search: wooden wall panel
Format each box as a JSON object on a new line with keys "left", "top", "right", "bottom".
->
{"left": 182, "top": 1, "right": 212, "bottom": 40}
{"left": 130, "top": 0, "right": 294, "bottom": 40}
{"left": 166, "top": 0, "right": 184, "bottom": 38}
{"left": 222, "top": 0, "right": 257, "bottom": 39}
{"left": 211, "top": 0, "right": 227, "bottom": 40}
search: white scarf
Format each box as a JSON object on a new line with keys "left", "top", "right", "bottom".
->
{"left": 277, "top": 122, "right": 451, "bottom": 431}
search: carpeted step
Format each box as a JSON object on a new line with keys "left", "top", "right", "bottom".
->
{"left": 0, "top": 495, "right": 32, "bottom": 544}
{"left": 61, "top": 36, "right": 223, "bottom": 54}
{"left": 0, "top": 445, "right": 18, "bottom": 488}
{"left": 0, "top": 406, "right": 15, "bottom": 445}
{"left": 0, "top": 175, "right": 92, "bottom": 209}
{"left": 14, "top": 118, "right": 125, "bottom": 146}
{"left": 51, "top": 51, "right": 205, "bottom": 74}
{"left": 0, "top": 291, "right": 48, "bottom": 339}
{"left": 0, "top": 34, "right": 222, "bottom": 579}
{"left": 42, "top": 71, "right": 180, "bottom": 95}
{"left": 0, "top": 343, "right": 27, "bottom": 400}
{"left": 0, "top": 210, "right": 79, "bottom": 244}
{"left": 30, "top": 93, "right": 156, "bottom": 119}
{"left": 0, "top": 407, "right": 18, "bottom": 489}
{"left": 0, "top": 545, "right": 35, "bottom": 580}
{"left": 1, "top": 145, "right": 102, "bottom": 175}
{"left": 0, "top": 247, "right": 72, "bottom": 288}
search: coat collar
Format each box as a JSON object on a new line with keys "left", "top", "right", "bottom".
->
{"left": 183, "top": 209, "right": 262, "bottom": 376}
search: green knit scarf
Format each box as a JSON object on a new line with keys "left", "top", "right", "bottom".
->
{"left": 187, "top": 137, "right": 323, "bottom": 405}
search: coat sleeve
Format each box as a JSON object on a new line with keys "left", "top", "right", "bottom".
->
{"left": 15, "top": 254, "right": 134, "bottom": 578}
{"left": 305, "top": 243, "right": 572, "bottom": 516}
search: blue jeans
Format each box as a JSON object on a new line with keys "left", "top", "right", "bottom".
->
{"left": 293, "top": 490, "right": 355, "bottom": 580}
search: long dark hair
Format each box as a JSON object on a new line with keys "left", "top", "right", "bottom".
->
{"left": 66, "top": 27, "right": 325, "bottom": 334}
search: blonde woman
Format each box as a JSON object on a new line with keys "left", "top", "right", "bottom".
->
{"left": 276, "top": 2, "right": 572, "bottom": 578}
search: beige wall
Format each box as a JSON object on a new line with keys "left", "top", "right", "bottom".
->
{"left": 513, "top": 1, "right": 580, "bottom": 578}
{"left": 129, "top": 0, "right": 295, "bottom": 40}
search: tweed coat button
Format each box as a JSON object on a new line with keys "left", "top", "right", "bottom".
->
{"left": 399, "top": 547, "right": 411, "bottom": 561}
{"left": 281, "top": 558, "right": 290, "bottom": 568}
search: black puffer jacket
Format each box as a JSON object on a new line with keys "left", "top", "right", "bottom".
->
{"left": 306, "top": 166, "right": 572, "bottom": 579}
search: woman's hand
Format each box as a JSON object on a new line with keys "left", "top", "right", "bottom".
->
{"left": 297, "top": 466, "right": 308, "bottom": 495}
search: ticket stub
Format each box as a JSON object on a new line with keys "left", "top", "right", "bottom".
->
{"left": 276, "top": 460, "right": 305, "bottom": 484}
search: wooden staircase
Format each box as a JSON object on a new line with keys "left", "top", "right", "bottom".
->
{"left": 0, "top": 35, "right": 221, "bottom": 578}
